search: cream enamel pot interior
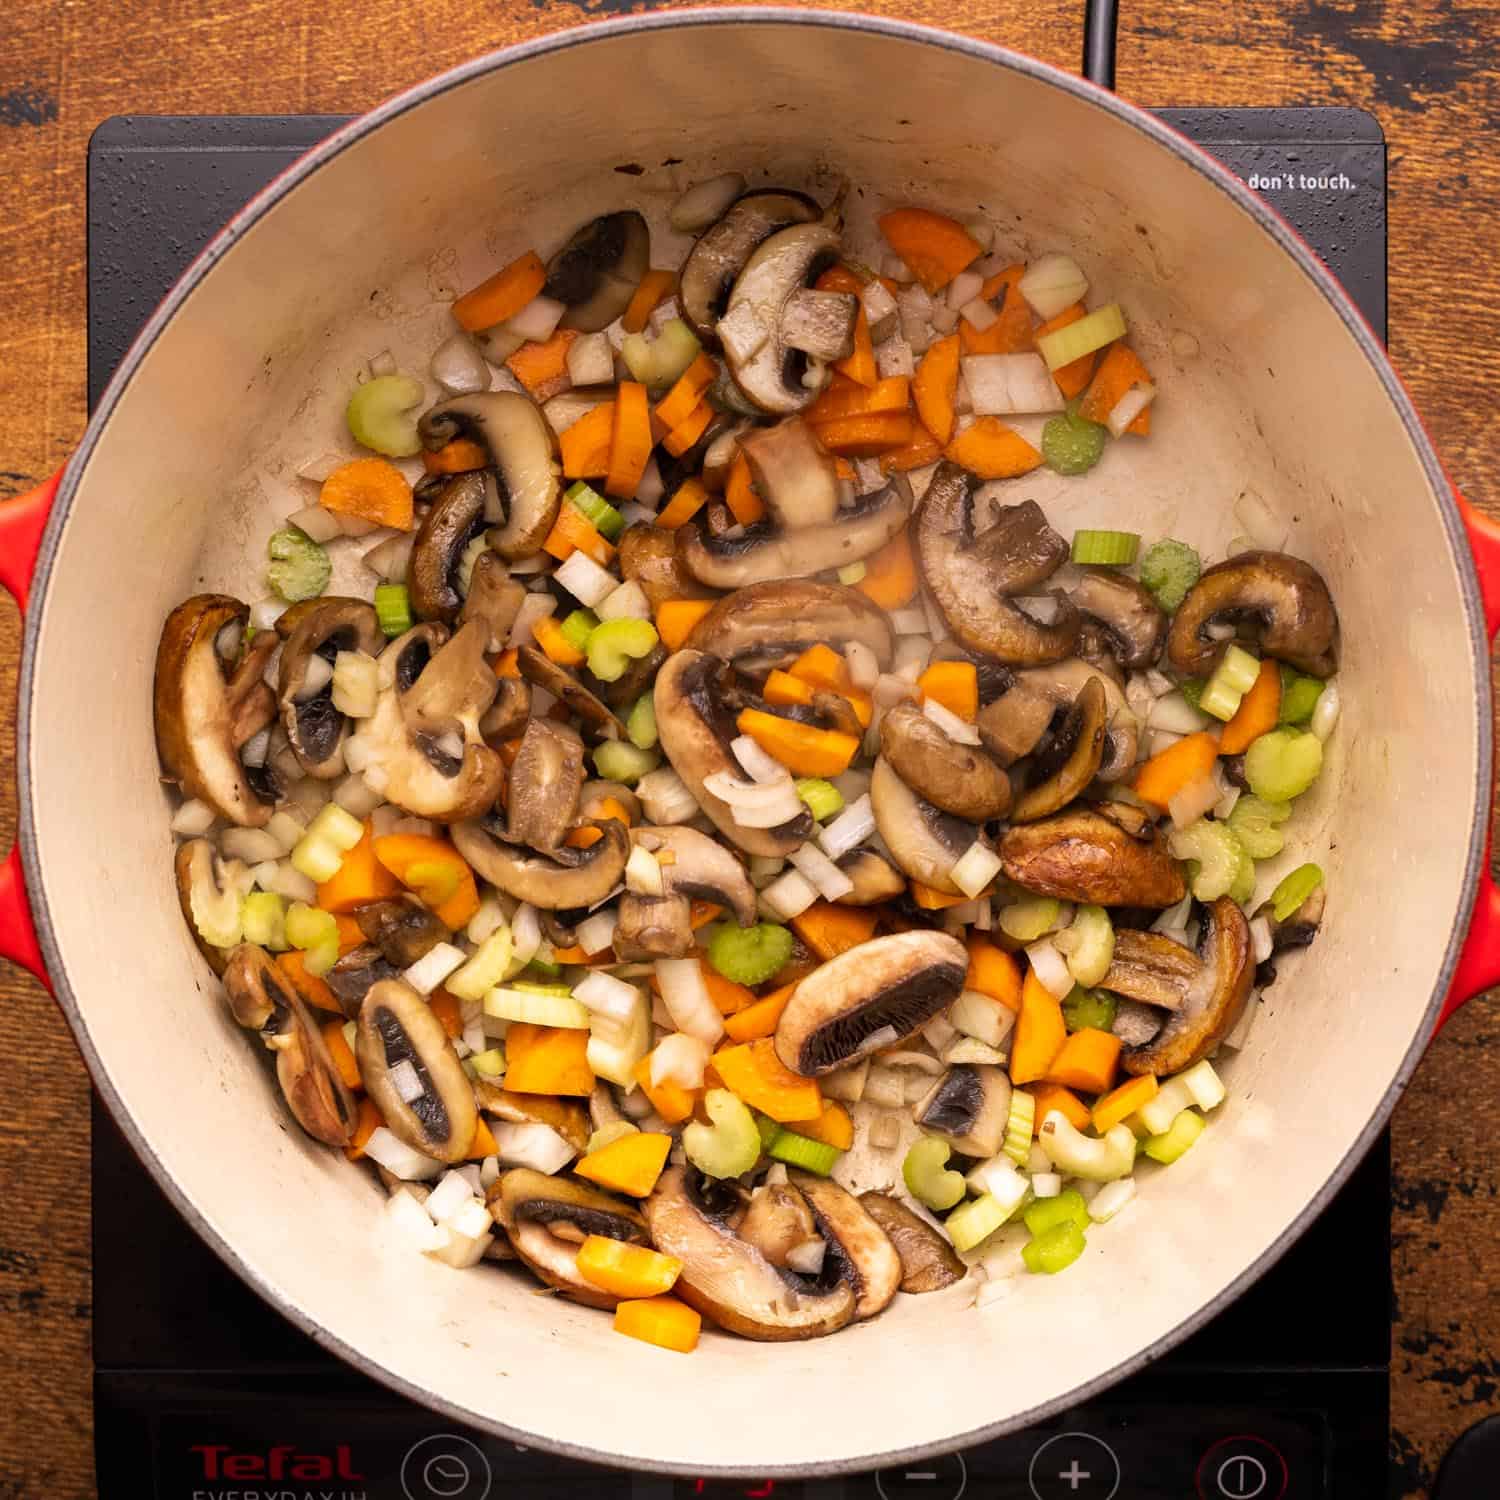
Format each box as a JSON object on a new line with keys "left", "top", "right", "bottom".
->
{"left": 5, "top": 9, "right": 1500, "bottom": 1477}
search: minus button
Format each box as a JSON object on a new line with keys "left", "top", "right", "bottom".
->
{"left": 874, "top": 1453, "right": 967, "bottom": 1500}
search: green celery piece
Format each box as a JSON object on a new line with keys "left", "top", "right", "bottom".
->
{"left": 1022, "top": 1220, "right": 1087, "bottom": 1274}
{"left": 1144, "top": 1107, "right": 1205, "bottom": 1163}
{"left": 707, "top": 922, "right": 792, "bottom": 986}
{"left": 682, "top": 1089, "right": 761, "bottom": 1179}
{"left": 627, "top": 694, "right": 659, "bottom": 750}
{"left": 1061, "top": 986, "right": 1118, "bottom": 1033}
{"left": 795, "top": 778, "right": 845, "bottom": 821}
{"left": 346, "top": 373, "right": 424, "bottom": 457}
{"left": 1271, "top": 862, "right": 1324, "bottom": 922}
{"left": 1043, "top": 410, "right": 1107, "bottom": 476}
{"left": 267, "top": 529, "right": 331, "bottom": 603}
{"left": 1140, "top": 539, "right": 1201, "bottom": 612}
{"left": 904, "top": 1135, "right": 966, "bottom": 1212}
{"left": 587, "top": 618, "right": 660, "bottom": 683}
{"left": 767, "top": 1131, "right": 841, "bottom": 1175}
{"left": 1227, "top": 795, "right": 1292, "bottom": 859}
{"left": 1022, "top": 1188, "right": 1090, "bottom": 1238}
{"left": 1278, "top": 665, "right": 1325, "bottom": 725}
{"left": 1244, "top": 729, "right": 1323, "bottom": 802}
{"left": 592, "top": 739, "right": 661, "bottom": 784}
{"left": 374, "top": 582, "right": 413, "bottom": 637}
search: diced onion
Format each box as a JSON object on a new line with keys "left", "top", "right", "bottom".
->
{"left": 386, "top": 1059, "right": 425, "bottom": 1107}
{"left": 404, "top": 941, "right": 466, "bottom": 995}
{"left": 332, "top": 772, "right": 383, "bottom": 818}
{"left": 597, "top": 580, "right": 652, "bottom": 622}
{"left": 785, "top": 1238, "right": 827, "bottom": 1275}
{"left": 1149, "top": 692, "right": 1211, "bottom": 734}
{"left": 286, "top": 504, "right": 344, "bottom": 544}
{"left": 366, "top": 1128, "right": 444, "bottom": 1182}
{"left": 950, "top": 841, "right": 1002, "bottom": 900}
{"left": 670, "top": 171, "right": 746, "bottom": 232}
{"left": 1168, "top": 773, "right": 1223, "bottom": 829}
{"left": 171, "top": 798, "right": 217, "bottom": 837}
{"left": 575, "top": 908, "right": 618, "bottom": 957}
{"left": 553, "top": 550, "right": 618, "bottom": 608}
{"left": 1249, "top": 916, "right": 1274, "bottom": 965}
{"left": 731, "top": 734, "right": 792, "bottom": 786}
{"left": 430, "top": 332, "right": 491, "bottom": 396}
{"left": 1311, "top": 680, "right": 1341, "bottom": 741}
{"left": 818, "top": 794, "right": 876, "bottom": 861}
{"left": 492, "top": 1121, "right": 575, "bottom": 1175}
{"left": 1025, "top": 938, "right": 1074, "bottom": 999}
{"left": 875, "top": 334, "right": 915, "bottom": 379}
{"left": 295, "top": 451, "right": 348, "bottom": 483}
{"left": 635, "top": 767, "right": 700, "bottom": 825}
{"left": 861, "top": 1065, "right": 907, "bottom": 1108}
{"left": 654, "top": 958, "right": 724, "bottom": 1045}
{"left": 1234, "top": 489, "right": 1284, "bottom": 550}
{"left": 362, "top": 533, "right": 413, "bottom": 583}
{"left": 962, "top": 353, "right": 1064, "bottom": 416}
{"left": 702, "top": 770, "right": 802, "bottom": 828}
{"left": 293, "top": 655, "right": 334, "bottom": 703}
{"left": 945, "top": 269, "right": 985, "bottom": 310}
{"left": 1018, "top": 253, "right": 1089, "bottom": 320}
{"left": 889, "top": 606, "right": 929, "bottom": 636}
{"left": 505, "top": 294, "right": 567, "bottom": 344}
{"left": 650, "top": 1031, "right": 710, "bottom": 1090}
{"left": 625, "top": 844, "right": 665, "bottom": 897}
{"left": 930, "top": 301, "right": 959, "bottom": 334}
{"left": 923, "top": 697, "right": 981, "bottom": 745}
{"left": 1031, "top": 1172, "right": 1063, "bottom": 1198}
{"left": 385, "top": 1186, "right": 448, "bottom": 1250}
{"left": 788, "top": 842, "right": 854, "bottom": 903}
{"left": 1106, "top": 383, "right": 1156, "bottom": 438}
{"left": 544, "top": 391, "right": 609, "bottom": 438}
{"left": 1088, "top": 1177, "right": 1137, "bottom": 1223}
{"left": 1151, "top": 892, "right": 1193, "bottom": 940}
{"left": 761, "top": 868, "right": 819, "bottom": 922}
{"left": 220, "top": 827, "right": 284, "bottom": 865}
{"left": 574, "top": 970, "right": 642, "bottom": 1027}
{"left": 508, "top": 592, "right": 557, "bottom": 648}
{"left": 565, "top": 331, "right": 615, "bottom": 388}
{"left": 950, "top": 989, "right": 1015, "bottom": 1048}
{"left": 249, "top": 597, "right": 287, "bottom": 632}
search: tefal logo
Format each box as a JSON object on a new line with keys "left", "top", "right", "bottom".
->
{"left": 190, "top": 1444, "right": 366, "bottom": 1482}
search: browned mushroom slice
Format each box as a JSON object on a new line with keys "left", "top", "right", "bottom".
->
{"left": 774, "top": 930, "right": 968, "bottom": 1077}
{"left": 408, "top": 472, "right": 489, "bottom": 625}
{"left": 155, "top": 595, "right": 279, "bottom": 827}
{"left": 914, "top": 463, "right": 1079, "bottom": 666}
{"left": 474, "top": 1081, "right": 591, "bottom": 1153}
{"left": 978, "top": 658, "right": 1138, "bottom": 782}
{"left": 869, "top": 755, "right": 985, "bottom": 895}
{"left": 579, "top": 779, "right": 643, "bottom": 826}
{"left": 857, "top": 1193, "right": 967, "bottom": 1293}
{"left": 632, "top": 824, "right": 756, "bottom": 924}
{"left": 325, "top": 945, "right": 402, "bottom": 1016}
{"left": 1168, "top": 551, "right": 1340, "bottom": 678}
{"left": 516, "top": 645, "right": 626, "bottom": 742}
{"left": 738, "top": 1182, "right": 818, "bottom": 1268}
{"left": 1069, "top": 570, "right": 1167, "bottom": 671}
{"left": 617, "top": 523, "right": 715, "bottom": 613}
{"left": 740, "top": 417, "right": 842, "bottom": 529}
{"left": 1121, "top": 898, "right": 1254, "bottom": 1075}
{"left": 1000, "top": 805, "right": 1186, "bottom": 908}
{"left": 613, "top": 893, "right": 695, "bottom": 960}
{"left": 583, "top": 641, "right": 667, "bottom": 711}
{"left": 644, "top": 1167, "right": 855, "bottom": 1340}
{"left": 480, "top": 677, "right": 532, "bottom": 746}
{"left": 1009, "top": 675, "right": 1107, "bottom": 823}
{"left": 791, "top": 1173, "right": 901, "bottom": 1321}
{"left": 1101, "top": 929, "right": 1201, "bottom": 1010}
{"left": 174, "top": 839, "right": 235, "bottom": 976}
{"left": 913, "top": 1065, "right": 1011, "bottom": 1158}
{"left": 878, "top": 701, "right": 1012, "bottom": 821}
{"left": 452, "top": 814, "right": 629, "bottom": 910}
{"left": 355, "top": 899, "right": 452, "bottom": 968}
{"left": 506, "top": 718, "right": 585, "bottom": 852}
{"left": 275, "top": 596, "right": 383, "bottom": 778}
{"left": 833, "top": 849, "right": 907, "bottom": 907}
{"left": 543, "top": 211, "right": 650, "bottom": 333}
{"left": 461, "top": 551, "right": 526, "bottom": 653}
{"left": 222, "top": 945, "right": 359, "bottom": 1147}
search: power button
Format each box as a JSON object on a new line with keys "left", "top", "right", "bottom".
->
{"left": 1195, "top": 1436, "right": 1288, "bottom": 1500}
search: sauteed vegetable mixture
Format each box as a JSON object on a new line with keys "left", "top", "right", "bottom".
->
{"left": 155, "top": 174, "right": 1339, "bottom": 1353}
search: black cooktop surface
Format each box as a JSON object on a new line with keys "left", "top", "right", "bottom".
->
{"left": 87, "top": 108, "right": 1390, "bottom": 1500}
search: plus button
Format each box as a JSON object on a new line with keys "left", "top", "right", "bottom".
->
{"left": 1059, "top": 1460, "right": 1092, "bottom": 1491}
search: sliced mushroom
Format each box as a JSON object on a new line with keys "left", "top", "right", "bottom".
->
{"left": 857, "top": 1193, "right": 966, "bottom": 1293}
{"left": 275, "top": 597, "right": 382, "bottom": 778}
{"left": 452, "top": 813, "right": 629, "bottom": 910}
{"left": 644, "top": 1167, "right": 855, "bottom": 1340}
{"left": 418, "top": 393, "right": 561, "bottom": 561}
{"left": 355, "top": 898, "right": 451, "bottom": 968}
{"left": 461, "top": 550, "right": 526, "bottom": 653}
{"left": 617, "top": 523, "right": 715, "bottom": 613}
{"left": 579, "top": 780, "right": 642, "bottom": 826}
{"left": 914, "top": 464, "right": 1080, "bottom": 666}
{"left": 1069, "top": 570, "right": 1167, "bottom": 671}
{"left": 1009, "top": 675, "right": 1107, "bottom": 823}
{"left": 222, "top": 944, "right": 358, "bottom": 1147}
{"left": 739, "top": 1182, "right": 818, "bottom": 1268}
{"left": 155, "top": 595, "right": 279, "bottom": 826}
{"left": 1112, "top": 998, "right": 1166, "bottom": 1048}
{"left": 174, "top": 839, "right": 235, "bottom": 976}
{"left": 325, "top": 945, "right": 402, "bottom": 1015}
{"left": 780, "top": 288, "right": 858, "bottom": 362}
{"left": 1000, "top": 805, "right": 1186, "bottom": 907}
{"left": 632, "top": 824, "right": 756, "bottom": 924}
{"left": 834, "top": 849, "right": 907, "bottom": 907}
{"left": 679, "top": 189, "right": 821, "bottom": 347}
{"left": 357, "top": 979, "right": 478, "bottom": 1162}
{"left": 613, "top": 893, "right": 695, "bottom": 960}
{"left": 978, "top": 658, "right": 1138, "bottom": 782}
{"left": 654, "top": 650, "right": 813, "bottom": 857}
{"left": 791, "top": 1173, "right": 901, "bottom": 1320}
{"left": 878, "top": 701, "right": 1012, "bottom": 821}
{"left": 408, "top": 472, "right": 489, "bottom": 625}
{"left": 583, "top": 641, "right": 667, "bottom": 711}
{"left": 492, "top": 1167, "right": 649, "bottom": 1309}
{"left": 480, "top": 677, "right": 532, "bottom": 745}
{"left": 1168, "top": 551, "right": 1340, "bottom": 678}
{"left": 506, "top": 718, "right": 585, "bottom": 852}
{"left": 677, "top": 472, "right": 912, "bottom": 590}
{"left": 775, "top": 929, "right": 968, "bottom": 1077}
{"left": 474, "top": 1081, "right": 591, "bottom": 1153}
{"left": 516, "top": 645, "right": 626, "bottom": 742}
{"left": 1121, "top": 898, "right": 1254, "bottom": 1075}
{"left": 913, "top": 1064, "right": 1011, "bottom": 1158}
{"left": 1100, "top": 928, "right": 1200, "bottom": 1010}
{"left": 870, "top": 755, "right": 986, "bottom": 896}
{"left": 684, "top": 579, "right": 894, "bottom": 678}
{"left": 543, "top": 211, "right": 650, "bottom": 333}
{"left": 740, "top": 417, "right": 841, "bottom": 530}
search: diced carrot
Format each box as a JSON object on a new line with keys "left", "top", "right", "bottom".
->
{"left": 814, "top": 265, "right": 876, "bottom": 387}
{"left": 451, "top": 249, "right": 546, "bottom": 333}
{"left": 1092, "top": 1073, "right": 1160, "bottom": 1134}
{"left": 702, "top": 966, "right": 758, "bottom": 1017}
{"left": 333, "top": 914, "right": 365, "bottom": 954}
{"left": 960, "top": 266, "right": 1032, "bottom": 355}
{"left": 532, "top": 613, "right": 588, "bottom": 668}
{"left": 689, "top": 901, "right": 723, "bottom": 931}
{"left": 1010, "top": 968, "right": 1068, "bottom": 1085}
{"left": 1126, "top": 403, "right": 1152, "bottom": 437}
{"left": 344, "top": 1097, "right": 383, "bottom": 1161}
{"left": 913, "top": 334, "right": 961, "bottom": 445}
{"left": 503, "top": 1024, "right": 594, "bottom": 1096}
{"left": 543, "top": 503, "right": 616, "bottom": 566}
{"left": 662, "top": 401, "right": 714, "bottom": 459}
{"left": 916, "top": 660, "right": 978, "bottom": 721}
{"left": 654, "top": 353, "right": 719, "bottom": 431}
{"left": 633, "top": 1052, "right": 700, "bottom": 1125}
{"left": 468, "top": 1114, "right": 499, "bottom": 1160}
{"left": 577, "top": 1234, "right": 682, "bottom": 1297}
{"left": 791, "top": 902, "right": 878, "bottom": 961}
{"left": 319, "top": 458, "right": 414, "bottom": 532}
{"left": 493, "top": 647, "right": 521, "bottom": 679}
{"left": 807, "top": 374, "right": 911, "bottom": 425}
{"left": 855, "top": 531, "right": 920, "bottom": 609}
{"left": 1133, "top": 729, "right": 1220, "bottom": 811}
{"left": 735, "top": 708, "right": 859, "bottom": 778}
{"left": 910, "top": 882, "right": 968, "bottom": 910}
{"left": 1027, "top": 1082, "right": 1092, "bottom": 1133}
{"left": 559, "top": 402, "right": 615, "bottom": 480}
{"left": 422, "top": 438, "right": 489, "bottom": 475}
{"left": 1079, "top": 343, "right": 1153, "bottom": 426}
{"left": 322, "top": 1018, "right": 362, "bottom": 1090}
{"left": 724, "top": 452, "right": 766, "bottom": 525}
{"left": 722, "top": 982, "right": 797, "bottom": 1043}
{"left": 654, "top": 477, "right": 710, "bottom": 532}
{"left": 1034, "top": 303, "right": 1097, "bottom": 398}
{"left": 316, "top": 819, "right": 403, "bottom": 914}
{"left": 787, "top": 643, "right": 853, "bottom": 695}
{"left": 550, "top": 944, "right": 594, "bottom": 965}
{"left": 877, "top": 208, "right": 982, "bottom": 294}
{"left": 656, "top": 597, "right": 716, "bottom": 652}
{"left": 1047, "top": 1027, "right": 1122, "bottom": 1095}
{"left": 372, "top": 833, "right": 480, "bottom": 930}
{"left": 605, "top": 381, "right": 653, "bottom": 500}
{"left": 614, "top": 1295, "right": 701, "bottom": 1354}
{"left": 622, "top": 268, "right": 677, "bottom": 335}
{"left": 427, "top": 989, "right": 463, "bottom": 1041}
{"left": 945, "top": 417, "right": 1043, "bottom": 479}
{"left": 575, "top": 1132, "right": 674, "bottom": 1198}
{"left": 505, "top": 327, "right": 578, "bottom": 399}
{"left": 797, "top": 1100, "right": 855, "bottom": 1151}
{"left": 763, "top": 669, "right": 870, "bottom": 727}
{"left": 965, "top": 935, "right": 1023, "bottom": 1010}
{"left": 711, "top": 1040, "right": 823, "bottom": 1123}
{"left": 812, "top": 410, "right": 914, "bottom": 458}
{"left": 277, "top": 950, "right": 342, "bottom": 1014}
{"left": 1219, "top": 659, "right": 1281, "bottom": 755}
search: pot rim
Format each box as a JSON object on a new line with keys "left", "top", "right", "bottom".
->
{"left": 18, "top": 7, "right": 1487, "bottom": 1476}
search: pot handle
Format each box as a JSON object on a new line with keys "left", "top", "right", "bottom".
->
{"left": 0, "top": 469, "right": 63, "bottom": 990}
{"left": 1082, "top": 0, "right": 1118, "bottom": 89}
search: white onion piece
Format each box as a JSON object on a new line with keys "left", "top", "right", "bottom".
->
{"left": 748, "top": 854, "right": 786, "bottom": 889}
{"left": 1214, "top": 783, "right": 1242, "bottom": 821}
{"left": 654, "top": 958, "right": 724, "bottom": 1045}
{"left": 818, "top": 794, "right": 876, "bottom": 861}
{"left": 843, "top": 641, "right": 880, "bottom": 693}
{"left": 959, "top": 298, "right": 999, "bottom": 332}
{"left": 368, "top": 804, "right": 401, "bottom": 839}
{"left": 625, "top": 844, "right": 665, "bottom": 897}
{"left": 403, "top": 942, "right": 466, "bottom": 996}
{"left": 923, "top": 697, "right": 981, "bottom": 746}
{"left": 634, "top": 455, "right": 665, "bottom": 510}
{"left": 1311, "top": 681, "right": 1341, "bottom": 741}
{"left": 575, "top": 970, "right": 642, "bottom": 1026}
{"left": 362, "top": 532, "right": 413, "bottom": 583}
{"left": 1019, "top": 252, "right": 1089, "bottom": 320}
{"left": 332, "top": 773, "right": 383, "bottom": 818}
{"left": 544, "top": 391, "right": 609, "bottom": 438}
{"left": 492, "top": 1121, "right": 575, "bottom": 1175}
{"left": 1167, "top": 773, "right": 1222, "bottom": 830}
{"left": 930, "top": 301, "right": 959, "bottom": 334}
{"left": 366, "top": 1128, "right": 444, "bottom": 1182}
{"left": 367, "top": 349, "right": 397, "bottom": 378}
{"left": 951, "top": 841, "right": 1002, "bottom": 900}
{"left": 862, "top": 1066, "right": 907, "bottom": 1109}
{"left": 265, "top": 860, "right": 318, "bottom": 904}
{"left": 387, "top": 1057, "right": 425, "bottom": 1105}
{"left": 1106, "top": 383, "right": 1156, "bottom": 438}
{"left": 785, "top": 1238, "right": 827, "bottom": 1275}
{"left": 334, "top": 513, "right": 382, "bottom": 538}
{"left": 430, "top": 332, "right": 491, "bottom": 396}
{"left": 1151, "top": 893, "right": 1193, "bottom": 939}
{"left": 239, "top": 727, "right": 271, "bottom": 769}
{"left": 385, "top": 1187, "right": 448, "bottom": 1250}
{"left": 1149, "top": 728, "right": 1185, "bottom": 757}
{"left": 761, "top": 868, "right": 819, "bottom": 922}
{"left": 565, "top": 331, "right": 615, "bottom": 388}
{"left": 1025, "top": 938, "right": 1074, "bottom": 999}
{"left": 875, "top": 672, "right": 919, "bottom": 710}
{"left": 650, "top": 1032, "right": 710, "bottom": 1090}
{"left": 250, "top": 598, "right": 287, "bottom": 632}
{"left": 575, "top": 907, "right": 618, "bottom": 957}
{"left": 788, "top": 842, "right": 854, "bottom": 903}
{"left": 636, "top": 767, "right": 700, "bottom": 825}
{"left": 896, "top": 284, "right": 934, "bottom": 352}
{"left": 889, "top": 606, "right": 929, "bottom": 636}
{"left": 1031, "top": 1172, "right": 1063, "bottom": 1199}
{"left": 1249, "top": 916, "right": 1274, "bottom": 965}
{"left": 962, "top": 353, "right": 1065, "bottom": 416}
{"left": 508, "top": 592, "right": 557, "bottom": 648}
{"left": 670, "top": 171, "right": 746, "bottom": 232}
{"left": 895, "top": 632, "right": 933, "bottom": 675}
{"left": 595, "top": 580, "right": 651, "bottom": 625}
{"left": 1233, "top": 489, "right": 1284, "bottom": 549}
{"left": 220, "top": 827, "right": 283, "bottom": 865}
{"left": 1222, "top": 990, "right": 1261, "bottom": 1051}
{"left": 292, "top": 654, "right": 334, "bottom": 703}
{"left": 295, "top": 451, "right": 348, "bottom": 483}
{"left": 553, "top": 550, "right": 618, "bottom": 608}
{"left": 286, "top": 504, "right": 344, "bottom": 545}
{"left": 1149, "top": 692, "right": 1212, "bottom": 734}
{"left": 504, "top": 294, "right": 567, "bottom": 344}
{"left": 170, "top": 798, "right": 217, "bottom": 837}
{"left": 731, "top": 734, "right": 792, "bottom": 786}
{"left": 946, "top": 269, "right": 984, "bottom": 310}
{"left": 1088, "top": 1177, "right": 1137, "bottom": 1223}
{"left": 503, "top": 902, "right": 540, "bottom": 968}
{"left": 875, "top": 334, "right": 916, "bottom": 379}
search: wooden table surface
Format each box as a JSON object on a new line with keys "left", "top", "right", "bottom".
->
{"left": 1, "top": 1, "right": 1496, "bottom": 1495}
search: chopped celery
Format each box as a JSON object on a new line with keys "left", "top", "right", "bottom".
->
{"left": 267, "top": 528, "right": 331, "bottom": 603}
{"left": 1271, "top": 862, "right": 1324, "bottom": 922}
{"left": 560, "top": 609, "right": 600, "bottom": 654}
{"left": 285, "top": 902, "right": 337, "bottom": 951}
{"left": 1022, "top": 1220, "right": 1087, "bottom": 1274}
{"left": 1278, "top": 665, "right": 1325, "bottom": 726}
{"left": 345, "top": 373, "right": 424, "bottom": 457}
{"left": 1177, "top": 677, "right": 1206, "bottom": 711}
{"left": 1003, "top": 1089, "right": 1036, "bottom": 1165}
{"left": 1022, "top": 1187, "right": 1090, "bottom": 1238}
{"left": 837, "top": 561, "right": 868, "bottom": 586}
{"left": 754, "top": 1111, "right": 783, "bottom": 1151}
{"left": 945, "top": 1192, "right": 1011, "bottom": 1253}
{"left": 1244, "top": 729, "right": 1323, "bottom": 802}
{"left": 566, "top": 480, "right": 626, "bottom": 541}
{"left": 484, "top": 987, "right": 591, "bottom": 1028}
{"left": 1228, "top": 841, "right": 1256, "bottom": 904}
{"left": 621, "top": 318, "right": 702, "bottom": 389}
{"left": 471, "top": 1047, "right": 507, "bottom": 1079}
{"left": 626, "top": 694, "right": 659, "bottom": 750}
{"left": 510, "top": 980, "right": 576, "bottom": 997}
{"left": 1199, "top": 644, "right": 1261, "bottom": 721}
{"left": 592, "top": 739, "right": 661, "bottom": 784}
{"left": 308, "top": 803, "right": 364, "bottom": 850}
{"left": 241, "top": 891, "right": 288, "bottom": 951}
{"left": 1144, "top": 1107, "right": 1206, "bottom": 1163}
{"left": 1035, "top": 303, "right": 1126, "bottom": 371}
{"left": 406, "top": 859, "right": 460, "bottom": 906}
{"left": 707, "top": 922, "right": 792, "bottom": 985}
{"left": 289, "top": 833, "right": 342, "bottom": 884}
{"left": 1061, "top": 986, "right": 1118, "bottom": 1033}
{"left": 1058, "top": 904, "right": 1113, "bottom": 987}
{"left": 1070, "top": 529, "right": 1140, "bottom": 566}
{"left": 587, "top": 618, "right": 660, "bottom": 683}
{"left": 1140, "top": 539, "right": 1201, "bottom": 612}
{"left": 1042, "top": 407, "right": 1106, "bottom": 476}
{"left": 586, "top": 1120, "right": 639, "bottom": 1154}
{"left": 446, "top": 927, "right": 514, "bottom": 1001}
{"left": 524, "top": 951, "right": 562, "bottom": 979}
{"left": 374, "top": 582, "right": 413, "bottom": 637}
{"left": 998, "top": 895, "right": 1061, "bottom": 943}
{"left": 767, "top": 1130, "right": 841, "bottom": 1176}
{"left": 903, "top": 1135, "right": 967, "bottom": 1212}
{"left": 682, "top": 1088, "right": 761, "bottom": 1179}
{"left": 1169, "top": 820, "right": 1251, "bottom": 903}
{"left": 795, "top": 778, "right": 845, "bottom": 822}
{"left": 1227, "top": 795, "right": 1292, "bottom": 859}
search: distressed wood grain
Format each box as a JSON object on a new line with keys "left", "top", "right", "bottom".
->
{"left": 0, "top": 1, "right": 1495, "bottom": 1496}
